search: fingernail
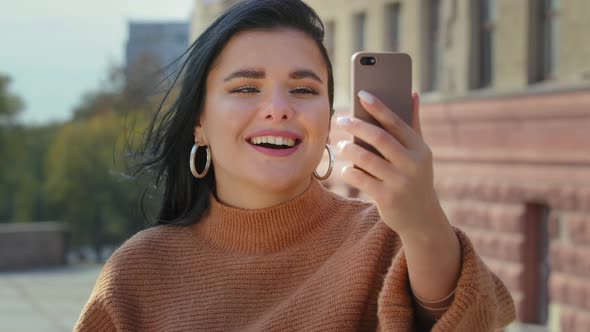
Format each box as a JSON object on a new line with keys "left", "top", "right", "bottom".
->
{"left": 336, "top": 140, "right": 348, "bottom": 152}
{"left": 336, "top": 116, "right": 352, "bottom": 127}
{"left": 340, "top": 165, "right": 351, "bottom": 176}
{"left": 358, "top": 90, "right": 374, "bottom": 104}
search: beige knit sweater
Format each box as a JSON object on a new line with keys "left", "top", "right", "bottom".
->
{"left": 75, "top": 179, "right": 515, "bottom": 331}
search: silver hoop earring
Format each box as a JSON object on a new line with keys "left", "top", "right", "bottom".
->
{"left": 313, "top": 144, "right": 334, "bottom": 180}
{"left": 190, "top": 143, "right": 211, "bottom": 179}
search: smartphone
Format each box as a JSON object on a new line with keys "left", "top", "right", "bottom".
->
{"left": 351, "top": 52, "right": 412, "bottom": 158}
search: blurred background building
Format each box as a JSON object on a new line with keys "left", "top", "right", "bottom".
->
{"left": 191, "top": 1, "right": 590, "bottom": 331}
{"left": 125, "top": 21, "right": 190, "bottom": 87}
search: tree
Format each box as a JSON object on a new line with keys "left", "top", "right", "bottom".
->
{"left": 43, "top": 61, "right": 160, "bottom": 249}
{"left": 0, "top": 74, "right": 24, "bottom": 123}
{"left": 44, "top": 110, "right": 150, "bottom": 251}
{"left": 0, "top": 66, "right": 165, "bottom": 253}
{"left": 0, "top": 74, "right": 27, "bottom": 222}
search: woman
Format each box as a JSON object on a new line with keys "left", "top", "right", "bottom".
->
{"left": 75, "top": 0, "right": 515, "bottom": 331}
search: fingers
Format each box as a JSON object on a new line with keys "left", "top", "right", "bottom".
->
{"left": 336, "top": 140, "right": 398, "bottom": 181}
{"left": 339, "top": 165, "right": 384, "bottom": 200}
{"left": 336, "top": 116, "right": 408, "bottom": 165}
{"left": 357, "top": 90, "right": 420, "bottom": 150}
{"left": 336, "top": 90, "right": 431, "bottom": 194}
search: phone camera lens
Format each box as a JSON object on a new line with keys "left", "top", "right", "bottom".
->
{"left": 360, "top": 57, "right": 376, "bottom": 66}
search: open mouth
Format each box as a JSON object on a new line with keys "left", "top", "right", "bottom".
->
{"left": 254, "top": 143, "right": 298, "bottom": 149}
{"left": 247, "top": 136, "right": 302, "bottom": 150}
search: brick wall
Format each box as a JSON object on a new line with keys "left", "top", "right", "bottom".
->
{"left": 322, "top": 88, "right": 590, "bottom": 331}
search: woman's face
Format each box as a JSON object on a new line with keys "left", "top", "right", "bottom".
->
{"left": 195, "top": 28, "right": 331, "bottom": 206}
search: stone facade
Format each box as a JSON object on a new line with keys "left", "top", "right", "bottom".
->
{"left": 189, "top": 0, "right": 590, "bottom": 330}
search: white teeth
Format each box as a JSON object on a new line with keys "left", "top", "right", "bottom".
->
{"left": 283, "top": 138, "right": 295, "bottom": 146}
{"left": 249, "top": 136, "right": 296, "bottom": 147}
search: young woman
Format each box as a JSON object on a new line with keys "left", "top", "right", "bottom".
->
{"left": 75, "top": 1, "right": 515, "bottom": 331}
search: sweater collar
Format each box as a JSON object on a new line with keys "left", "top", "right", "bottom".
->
{"left": 192, "top": 179, "right": 338, "bottom": 254}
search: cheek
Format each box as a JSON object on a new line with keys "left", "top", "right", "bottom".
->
{"left": 204, "top": 99, "right": 256, "bottom": 145}
{"left": 298, "top": 99, "right": 331, "bottom": 139}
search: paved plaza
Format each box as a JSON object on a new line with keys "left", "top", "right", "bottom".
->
{"left": 0, "top": 265, "right": 101, "bottom": 332}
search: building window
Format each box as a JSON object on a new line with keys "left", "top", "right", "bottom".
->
{"left": 423, "top": 0, "right": 441, "bottom": 92}
{"left": 471, "top": 0, "right": 495, "bottom": 89}
{"left": 353, "top": 12, "right": 366, "bottom": 53}
{"left": 530, "top": 0, "right": 559, "bottom": 83}
{"left": 522, "top": 203, "right": 550, "bottom": 324}
{"left": 325, "top": 20, "right": 336, "bottom": 63}
{"left": 385, "top": 3, "right": 402, "bottom": 52}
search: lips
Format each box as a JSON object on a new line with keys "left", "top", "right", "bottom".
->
{"left": 245, "top": 130, "right": 303, "bottom": 157}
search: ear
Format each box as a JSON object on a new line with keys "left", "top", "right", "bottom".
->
{"left": 193, "top": 120, "right": 209, "bottom": 145}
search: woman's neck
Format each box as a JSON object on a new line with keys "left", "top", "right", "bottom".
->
{"left": 213, "top": 175, "right": 313, "bottom": 209}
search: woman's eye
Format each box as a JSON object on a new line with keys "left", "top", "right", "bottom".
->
{"left": 291, "top": 87, "right": 319, "bottom": 95}
{"left": 230, "top": 86, "right": 318, "bottom": 95}
{"left": 230, "top": 86, "right": 260, "bottom": 94}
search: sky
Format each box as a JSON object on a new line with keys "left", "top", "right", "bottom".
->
{"left": 0, "top": 0, "right": 195, "bottom": 125}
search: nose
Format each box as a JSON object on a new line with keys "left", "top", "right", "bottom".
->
{"left": 261, "top": 86, "right": 294, "bottom": 122}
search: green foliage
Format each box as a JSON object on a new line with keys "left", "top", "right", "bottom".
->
{"left": 0, "top": 74, "right": 24, "bottom": 122}
{"left": 44, "top": 110, "right": 151, "bottom": 247}
{"left": 0, "top": 74, "right": 30, "bottom": 222}
{"left": 0, "top": 67, "right": 164, "bottom": 251}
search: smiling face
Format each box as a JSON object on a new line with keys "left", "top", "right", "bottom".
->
{"left": 194, "top": 28, "right": 331, "bottom": 208}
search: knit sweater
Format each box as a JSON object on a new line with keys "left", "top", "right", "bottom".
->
{"left": 75, "top": 179, "right": 515, "bottom": 331}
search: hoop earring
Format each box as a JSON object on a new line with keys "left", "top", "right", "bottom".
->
{"left": 313, "top": 144, "right": 334, "bottom": 180}
{"left": 190, "top": 143, "right": 211, "bottom": 179}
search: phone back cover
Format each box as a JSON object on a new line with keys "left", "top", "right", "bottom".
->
{"left": 351, "top": 52, "right": 412, "bottom": 157}
{"left": 351, "top": 52, "right": 412, "bottom": 126}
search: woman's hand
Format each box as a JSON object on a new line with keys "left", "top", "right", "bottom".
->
{"left": 335, "top": 90, "right": 444, "bottom": 237}
{"left": 336, "top": 90, "right": 461, "bottom": 306}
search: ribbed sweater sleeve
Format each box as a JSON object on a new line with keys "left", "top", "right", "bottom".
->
{"left": 377, "top": 227, "right": 516, "bottom": 332}
{"left": 75, "top": 296, "right": 117, "bottom": 332}
{"left": 75, "top": 233, "right": 147, "bottom": 331}
{"left": 75, "top": 271, "right": 118, "bottom": 332}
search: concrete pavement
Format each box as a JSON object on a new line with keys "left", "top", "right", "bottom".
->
{"left": 0, "top": 265, "right": 101, "bottom": 332}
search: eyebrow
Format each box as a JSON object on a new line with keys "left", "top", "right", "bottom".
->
{"left": 223, "top": 68, "right": 323, "bottom": 83}
{"left": 289, "top": 69, "right": 323, "bottom": 83}
{"left": 223, "top": 69, "right": 264, "bottom": 81}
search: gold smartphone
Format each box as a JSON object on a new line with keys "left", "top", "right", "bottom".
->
{"left": 351, "top": 52, "right": 412, "bottom": 158}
